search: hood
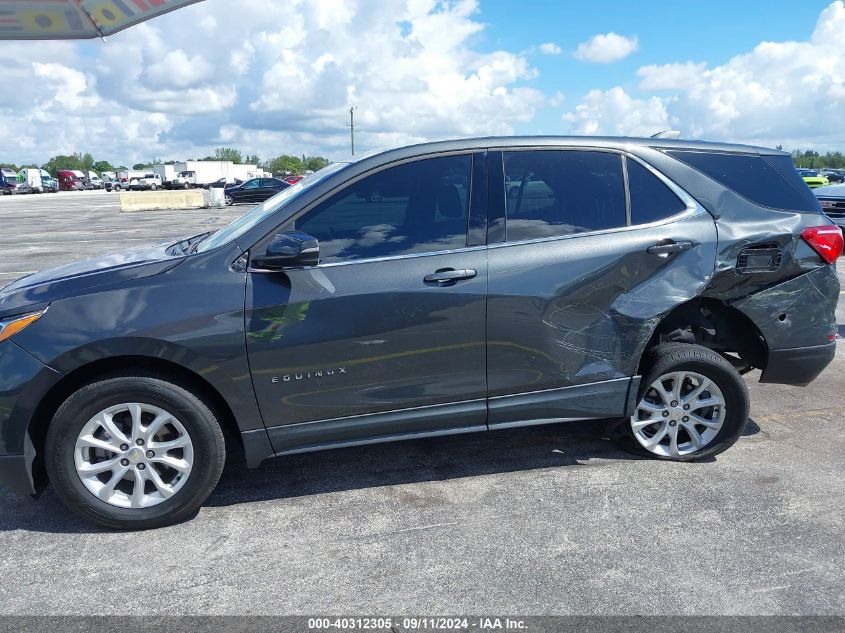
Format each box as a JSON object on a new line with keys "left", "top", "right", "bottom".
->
{"left": 0, "top": 241, "right": 186, "bottom": 317}
{"left": 814, "top": 183, "right": 845, "bottom": 198}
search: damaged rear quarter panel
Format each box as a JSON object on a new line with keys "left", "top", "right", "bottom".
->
{"left": 486, "top": 209, "right": 718, "bottom": 400}
{"left": 730, "top": 265, "right": 839, "bottom": 350}
{"left": 643, "top": 146, "right": 839, "bottom": 352}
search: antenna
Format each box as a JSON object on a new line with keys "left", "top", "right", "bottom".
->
{"left": 651, "top": 130, "right": 681, "bottom": 139}
{"left": 347, "top": 106, "right": 358, "bottom": 155}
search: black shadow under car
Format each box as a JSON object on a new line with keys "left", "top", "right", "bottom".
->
{"left": 0, "top": 137, "right": 840, "bottom": 529}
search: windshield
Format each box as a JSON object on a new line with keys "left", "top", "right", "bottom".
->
{"left": 195, "top": 161, "right": 349, "bottom": 253}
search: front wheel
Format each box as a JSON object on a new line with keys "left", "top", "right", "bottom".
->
{"left": 225, "top": 193, "right": 234, "bottom": 206}
{"left": 45, "top": 375, "right": 226, "bottom": 530}
{"left": 617, "top": 343, "right": 749, "bottom": 461}
{"left": 150, "top": 184, "right": 157, "bottom": 191}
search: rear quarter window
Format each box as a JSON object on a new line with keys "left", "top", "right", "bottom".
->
{"left": 627, "top": 159, "right": 687, "bottom": 225}
{"left": 666, "top": 150, "right": 821, "bottom": 213}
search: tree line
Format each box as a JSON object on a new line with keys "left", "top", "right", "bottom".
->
{"left": 1, "top": 147, "right": 331, "bottom": 177}
{"left": 790, "top": 149, "right": 845, "bottom": 169}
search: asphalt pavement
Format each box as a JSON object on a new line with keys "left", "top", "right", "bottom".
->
{"left": 0, "top": 192, "right": 842, "bottom": 616}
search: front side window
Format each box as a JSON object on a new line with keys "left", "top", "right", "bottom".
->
{"left": 244, "top": 179, "right": 261, "bottom": 189}
{"left": 503, "top": 150, "right": 627, "bottom": 241}
{"left": 293, "top": 155, "right": 471, "bottom": 264}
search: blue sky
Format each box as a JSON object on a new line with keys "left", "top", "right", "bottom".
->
{"left": 476, "top": 0, "right": 837, "bottom": 136}
{"left": 0, "top": 0, "right": 843, "bottom": 165}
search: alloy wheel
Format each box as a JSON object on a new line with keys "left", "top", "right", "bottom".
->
{"left": 73, "top": 403, "right": 194, "bottom": 508}
{"left": 630, "top": 371, "right": 726, "bottom": 457}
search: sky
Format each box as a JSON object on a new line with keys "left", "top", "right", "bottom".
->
{"left": 0, "top": 0, "right": 843, "bottom": 167}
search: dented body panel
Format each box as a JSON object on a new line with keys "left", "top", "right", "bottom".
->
{"left": 486, "top": 210, "right": 718, "bottom": 403}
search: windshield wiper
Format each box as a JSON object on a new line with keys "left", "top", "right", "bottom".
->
{"left": 188, "top": 231, "right": 214, "bottom": 254}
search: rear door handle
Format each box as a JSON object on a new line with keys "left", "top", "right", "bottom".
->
{"left": 424, "top": 268, "right": 477, "bottom": 284}
{"left": 647, "top": 240, "right": 694, "bottom": 255}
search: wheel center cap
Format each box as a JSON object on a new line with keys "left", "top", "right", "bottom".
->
{"left": 127, "top": 447, "right": 145, "bottom": 464}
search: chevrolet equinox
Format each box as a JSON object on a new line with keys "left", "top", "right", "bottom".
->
{"left": 0, "top": 137, "right": 840, "bottom": 529}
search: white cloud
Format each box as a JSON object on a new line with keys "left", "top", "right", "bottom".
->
{"left": 563, "top": 87, "right": 672, "bottom": 136}
{"left": 563, "top": 1, "right": 845, "bottom": 150}
{"left": 0, "top": 0, "right": 547, "bottom": 166}
{"left": 636, "top": 62, "right": 708, "bottom": 90}
{"left": 575, "top": 32, "right": 639, "bottom": 63}
{"left": 539, "top": 42, "right": 561, "bottom": 55}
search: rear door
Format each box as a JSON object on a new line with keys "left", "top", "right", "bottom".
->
{"left": 246, "top": 153, "right": 489, "bottom": 453}
{"left": 485, "top": 148, "right": 718, "bottom": 428}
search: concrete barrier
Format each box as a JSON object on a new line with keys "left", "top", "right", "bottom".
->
{"left": 120, "top": 190, "right": 207, "bottom": 212}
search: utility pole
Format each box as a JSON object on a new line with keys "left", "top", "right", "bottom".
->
{"left": 348, "top": 106, "right": 357, "bottom": 155}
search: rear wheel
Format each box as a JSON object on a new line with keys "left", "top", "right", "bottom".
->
{"left": 617, "top": 343, "right": 749, "bottom": 461}
{"left": 45, "top": 375, "right": 225, "bottom": 530}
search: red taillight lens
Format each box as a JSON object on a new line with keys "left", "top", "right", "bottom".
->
{"left": 801, "top": 225, "right": 843, "bottom": 264}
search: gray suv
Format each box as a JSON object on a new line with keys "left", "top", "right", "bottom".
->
{"left": 0, "top": 137, "right": 840, "bottom": 529}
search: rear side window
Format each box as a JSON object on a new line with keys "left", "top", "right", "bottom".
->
{"left": 666, "top": 150, "right": 821, "bottom": 213}
{"left": 627, "top": 159, "right": 687, "bottom": 225}
{"left": 503, "top": 150, "right": 626, "bottom": 241}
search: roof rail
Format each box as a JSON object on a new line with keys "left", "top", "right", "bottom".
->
{"left": 651, "top": 130, "right": 682, "bottom": 139}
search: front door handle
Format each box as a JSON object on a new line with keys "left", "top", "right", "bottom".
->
{"left": 647, "top": 240, "right": 694, "bottom": 255}
{"left": 424, "top": 268, "right": 477, "bottom": 285}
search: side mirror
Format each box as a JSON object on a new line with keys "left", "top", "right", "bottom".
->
{"left": 252, "top": 231, "right": 319, "bottom": 270}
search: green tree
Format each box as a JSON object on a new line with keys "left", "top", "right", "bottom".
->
{"left": 92, "top": 160, "right": 115, "bottom": 174}
{"left": 0, "top": 162, "right": 19, "bottom": 172}
{"left": 42, "top": 154, "right": 84, "bottom": 174}
{"left": 81, "top": 152, "right": 95, "bottom": 173}
{"left": 265, "top": 154, "right": 303, "bottom": 175}
{"left": 213, "top": 147, "right": 243, "bottom": 164}
{"left": 244, "top": 154, "right": 261, "bottom": 166}
{"left": 304, "top": 156, "right": 330, "bottom": 172}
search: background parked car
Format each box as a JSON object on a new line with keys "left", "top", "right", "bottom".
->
{"left": 224, "top": 177, "right": 290, "bottom": 205}
{"left": 814, "top": 183, "right": 845, "bottom": 230}
{"left": 797, "top": 168, "right": 830, "bottom": 188}
{"left": 819, "top": 168, "right": 845, "bottom": 184}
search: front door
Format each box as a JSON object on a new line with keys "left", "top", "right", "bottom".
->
{"left": 485, "top": 149, "right": 718, "bottom": 427}
{"left": 246, "top": 153, "right": 488, "bottom": 453}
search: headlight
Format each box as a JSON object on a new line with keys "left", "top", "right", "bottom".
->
{"left": 0, "top": 310, "right": 46, "bottom": 343}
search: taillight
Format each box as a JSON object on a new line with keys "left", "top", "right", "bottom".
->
{"left": 801, "top": 225, "right": 844, "bottom": 264}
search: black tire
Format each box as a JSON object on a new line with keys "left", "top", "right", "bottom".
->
{"left": 225, "top": 194, "right": 234, "bottom": 206}
{"left": 613, "top": 343, "right": 750, "bottom": 461}
{"left": 150, "top": 184, "right": 157, "bottom": 191}
{"left": 45, "top": 375, "right": 225, "bottom": 530}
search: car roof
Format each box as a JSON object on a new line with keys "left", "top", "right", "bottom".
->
{"left": 336, "top": 135, "right": 788, "bottom": 167}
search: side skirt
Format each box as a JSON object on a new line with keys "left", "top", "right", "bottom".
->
{"left": 245, "top": 378, "right": 634, "bottom": 466}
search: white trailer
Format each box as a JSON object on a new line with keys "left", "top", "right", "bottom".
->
{"left": 171, "top": 161, "right": 262, "bottom": 188}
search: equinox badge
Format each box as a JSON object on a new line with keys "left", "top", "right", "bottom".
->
{"left": 271, "top": 368, "right": 348, "bottom": 383}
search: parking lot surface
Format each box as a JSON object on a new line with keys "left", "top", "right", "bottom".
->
{"left": 0, "top": 193, "right": 843, "bottom": 615}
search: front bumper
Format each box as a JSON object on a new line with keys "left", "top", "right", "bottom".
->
{"left": 760, "top": 342, "right": 836, "bottom": 386}
{"left": 0, "top": 340, "right": 61, "bottom": 496}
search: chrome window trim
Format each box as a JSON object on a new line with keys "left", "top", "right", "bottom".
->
{"left": 247, "top": 144, "right": 706, "bottom": 271}
{"left": 248, "top": 244, "right": 488, "bottom": 273}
